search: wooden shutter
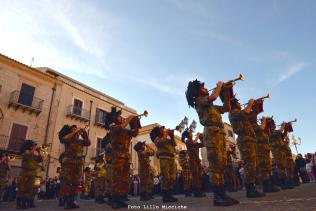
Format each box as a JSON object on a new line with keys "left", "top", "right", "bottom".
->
{"left": 18, "top": 83, "right": 35, "bottom": 106}
{"left": 8, "top": 123, "right": 27, "bottom": 152}
{"left": 95, "top": 108, "right": 100, "bottom": 124}
{"left": 73, "top": 99, "right": 83, "bottom": 116}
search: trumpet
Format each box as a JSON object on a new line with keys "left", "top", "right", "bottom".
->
{"left": 243, "top": 93, "right": 271, "bottom": 106}
{"left": 257, "top": 115, "right": 274, "bottom": 123}
{"left": 137, "top": 110, "right": 149, "bottom": 118}
{"left": 36, "top": 144, "right": 50, "bottom": 155}
{"left": 277, "top": 118, "right": 297, "bottom": 126}
{"left": 6, "top": 154, "right": 16, "bottom": 161}
{"left": 209, "top": 74, "right": 244, "bottom": 91}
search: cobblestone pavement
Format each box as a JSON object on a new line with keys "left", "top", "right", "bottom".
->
{"left": 1, "top": 183, "right": 316, "bottom": 211}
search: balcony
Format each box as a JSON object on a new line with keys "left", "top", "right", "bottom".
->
{"left": 66, "top": 105, "right": 90, "bottom": 122}
{"left": 0, "top": 134, "right": 24, "bottom": 154}
{"left": 9, "top": 90, "right": 43, "bottom": 114}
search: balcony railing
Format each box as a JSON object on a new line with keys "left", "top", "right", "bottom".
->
{"left": 0, "top": 134, "right": 24, "bottom": 154}
{"left": 9, "top": 90, "right": 44, "bottom": 114}
{"left": 66, "top": 105, "right": 90, "bottom": 122}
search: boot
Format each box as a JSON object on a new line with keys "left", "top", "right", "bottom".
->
{"left": 70, "top": 195, "right": 80, "bottom": 209}
{"left": 212, "top": 186, "right": 234, "bottom": 206}
{"left": 64, "top": 195, "right": 79, "bottom": 209}
{"left": 63, "top": 196, "right": 71, "bottom": 209}
{"left": 246, "top": 183, "right": 266, "bottom": 198}
{"left": 16, "top": 197, "right": 23, "bottom": 209}
{"left": 64, "top": 196, "right": 76, "bottom": 209}
{"left": 226, "top": 181, "right": 234, "bottom": 192}
{"left": 140, "top": 192, "right": 150, "bottom": 201}
{"left": 19, "top": 198, "right": 27, "bottom": 209}
{"left": 118, "top": 196, "right": 128, "bottom": 208}
{"left": 28, "top": 199, "right": 36, "bottom": 208}
{"left": 111, "top": 195, "right": 121, "bottom": 209}
{"left": 287, "top": 179, "right": 294, "bottom": 189}
{"left": 122, "top": 194, "right": 130, "bottom": 201}
{"left": 59, "top": 198, "right": 65, "bottom": 207}
{"left": 106, "top": 194, "right": 113, "bottom": 206}
{"left": 147, "top": 192, "right": 154, "bottom": 199}
{"left": 167, "top": 190, "right": 178, "bottom": 202}
{"left": 184, "top": 190, "right": 192, "bottom": 197}
{"left": 280, "top": 178, "right": 291, "bottom": 189}
{"left": 95, "top": 196, "right": 106, "bottom": 204}
{"left": 162, "top": 190, "right": 176, "bottom": 203}
{"left": 263, "top": 180, "right": 280, "bottom": 193}
{"left": 218, "top": 186, "right": 239, "bottom": 205}
{"left": 193, "top": 189, "right": 206, "bottom": 197}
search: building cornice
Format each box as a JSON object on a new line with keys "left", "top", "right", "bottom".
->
{"left": 0, "top": 53, "right": 136, "bottom": 114}
{"left": 0, "top": 54, "right": 60, "bottom": 84}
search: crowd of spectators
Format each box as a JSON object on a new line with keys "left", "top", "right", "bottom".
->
{"left": 1, "top": 152, "right": 316, "bottom": 203}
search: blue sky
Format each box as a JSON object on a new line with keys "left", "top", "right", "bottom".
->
{"left": 1, "top": 0, "right": 315, "bottom": 154}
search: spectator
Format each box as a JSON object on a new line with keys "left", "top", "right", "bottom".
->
{"left": 313, "top": 153, "right": 316, "bottom": 179}
{"left": 295, "top": 154, "right": 309, "bottom": 183}
{"left": 39, "top": 179, "right": 46, "bottom": 199}
{"left": 306, "top": 160, "right": 315, "bottom": 182}
{"left": 238, "top": 164, "right": 245, "bottom": 189}
{"left": 133, "top": 176, "right": 139, "bottom": 196}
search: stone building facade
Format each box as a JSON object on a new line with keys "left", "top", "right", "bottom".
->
{"left": 0, "top": 54, "right": 137, "bottom": 177}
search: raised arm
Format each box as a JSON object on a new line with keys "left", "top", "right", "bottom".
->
{"left": 244, "top": 99, "right": 255, "bottom": 114}
{"left": 122, "top": 115, "right": 136, "bottom": 129}
{"left": 62, "top": 129, "right": 79, "bottom": 143}
{"left": 209, "top": 81, "right": 224, "bottom": 101}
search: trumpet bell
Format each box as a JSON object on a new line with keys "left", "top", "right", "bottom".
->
{"left": 238, "top": 74, "right": 244, "bottom": 81}
{"left": 8, "top": 155, "right": 16, "bottom": 161}
{"left": 143, "top": 110, "right": 149, "bottom": 117}
{"left": 267, "top": 93, "right": 271, "bottom": 99}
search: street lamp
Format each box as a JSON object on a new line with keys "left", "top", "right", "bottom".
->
{"left": 291, "top": 134, "right": 301, "bottom": 154}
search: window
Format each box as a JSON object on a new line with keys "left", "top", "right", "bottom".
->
{"left": 96, "top": 137, "right": 103, "bottom": 156}
{"left": 73, "top": 99, "right": 83, "bottom": 116}
{"left": 18, "top": 83, "right": 35, "bottom": 107}
{"left": 95, "top": 108, "right": 107, "bottom": 124}
{"left": 8, "top": 123, "right": 27, "bottom": 152}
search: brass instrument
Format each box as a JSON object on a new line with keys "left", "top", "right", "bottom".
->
{"left": 243, "top": 93, "right": 271, "bottom": 106}
{"left": 129, "top": 110, "right": 149, "bottom": 130}
{"left": 36, "top": 144, "right": 50, "bottom": 155}
{"left": 257, "top": 115, "right": 274, "bottom": 124}
{"left": 7, "top": 154, "right": 16, "bottom": 161}
{"left": 277, "top": 118, "right": 297, "bottom": 126}
{"left": 78, "top": 125, "right": 89, "bottom": 137}
{"left": 278, "top": 118, "right": 297, "bottom": 133}
{"left": 84, "top": 124, "right": 90, "bottom": 130}
{"left": 287, "top": 118, "right": 298, "bottom": 124}
{"left": 137, "top": 110, "right": 149, "bottom": 118}
{"left": 209, "top": 74, "right": 244, "bottom": 92}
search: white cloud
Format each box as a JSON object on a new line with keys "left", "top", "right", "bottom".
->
{"left": 278, "top": 62, "right": 308, "bottom": 83}
{"left": 0, "top": 0, "right": 117, "bottom": 78}
{"left": 127, "top": 73, "right": 196, "bottom": 97}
